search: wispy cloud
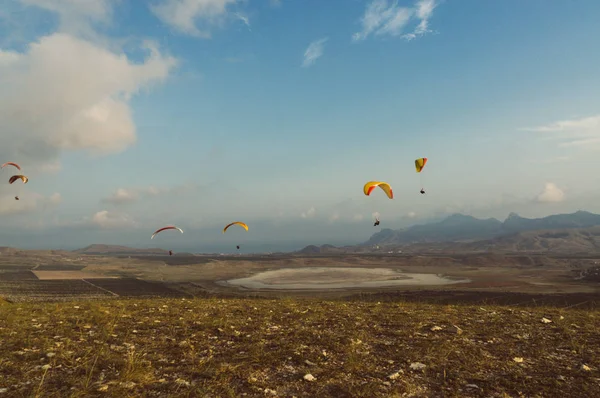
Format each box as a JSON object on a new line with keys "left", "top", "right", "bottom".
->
{"left": 352, "top": 0, "right": 438, "bottom": 42}
{"left": 234, "top": 12, "right": 250, "bottom": 31}
{"left": 101, "top": 183, "right": 199, "bottom": 205}
{"left": 302, "top": 37, "right": 328, "bottom": 68}
{"left": 521, "top": 115, "right": 600, "bottom": 149}
{"left": 150, "top": 0, "right": 238, "bottom": 38}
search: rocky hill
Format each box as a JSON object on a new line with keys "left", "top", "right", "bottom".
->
{"left": 296, "top": 244, "right": 344, "bottom": 254}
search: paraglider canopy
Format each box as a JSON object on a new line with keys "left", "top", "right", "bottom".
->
{"left": 2, "top": 162, "right": 21, "bottom": 171}
{"left": 363, "top": 181, "right": 393, "bottom": 199}
{"left": 223, "top": 221, "right": 249, "bottom": 233}
{"left": 151, "top": 226, "right": 183, "bottom": 239}
{"left": 9, "top": 175, "right": 28, "bottom": 184}
{"left": 415, "top": 158, "right": 427, "bottom": 172}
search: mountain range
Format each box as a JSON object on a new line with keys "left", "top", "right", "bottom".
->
{"left": 365, "top": 211, "right": 600, "bottom": 246}
{"left": 297, "top": 210, "right": 600, "bottom": 254}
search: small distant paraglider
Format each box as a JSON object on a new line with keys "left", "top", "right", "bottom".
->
{"left": 6, "top": 166, "right": 28, "bottom": 200}
{"left": 415, "top": 157, "right": 428, "bottom": 194}
{"left": 364, "top": 181, "right": 392, "bottom": 226}
{"left": 223, "top": 221, "right": 248, "bottom": 250}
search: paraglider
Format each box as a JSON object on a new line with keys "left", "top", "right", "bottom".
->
{"left": 14, "top": 196, "right": 19, "bottom": 201}
{"left": 223, "top": 222, "right": 248, "bottom": 250}
{"left": 9, "top": 175, "right": 28, "bottom": 184}
{"left": 364, "top": 182, "right": 392, "bottom": 225}
{"left": 363, "top": 181, "right": 393, "bottom": 199}
{"left": 151, "top": 226, "right": 183, "bottom": 239}
{"left": 2, "top": 162, "right": 21, "bottom": 171}
{"left": 415, "top": 157, "right": 427, "bottom": 194}
{"left": 169, "top": 250, "right": 173, "bottom": 256}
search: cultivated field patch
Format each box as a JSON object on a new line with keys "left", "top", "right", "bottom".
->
{"left": 33, "top": 271, "right": 116, "bottom": 280}
{"left": 0, "top": 271, "right": 38, "bottom": 281}
{"left": 0, "top": 280, "right": 114, "bottom": 302}
{"left": 85, "top": 278, "right": 190, "bottom": 298}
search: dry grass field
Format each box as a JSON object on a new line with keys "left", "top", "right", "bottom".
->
{"left": 0, "top": 297, "right": 599, "bottom": 397}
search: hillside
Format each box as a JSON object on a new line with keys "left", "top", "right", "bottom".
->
{"left": 366, "top": 210, "right": 600, "bottom": 246}
{"left": 73, "top": 244, "right": 169, "bottom": 256}
{"left": 0, "top": 297, "right": 598, "bottom": 397}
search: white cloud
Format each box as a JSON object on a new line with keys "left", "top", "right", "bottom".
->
{"left": 150, "top": 0, "right": 238, "bottom": 38}
{"left": 270, "top": 0, "right": 281, "bottom": 7}
{"left": 301, "top": 206, "right": 316, "bottom": 218}
{"left": 535, "top": 182, "right": 565, "bottom": 203}
{"left": 90, "top": 210, "right": 137, "bottom": 228}
{"left": 102, "top": 188, "right": 139, "bottom": 204}
{"left": 352, "top": 214, "right": 364, "bottom": 221}
{"left": 521, "top": 115, "right": 600, "bottom": 149}
{"left": 329, "top": 212, "right": 340, "bottom": 222}
{"left": 407, "top": 211, "right": 417, "bottom": 218}
{"left": 0, "top": 3, "right": 178, "bottom": 173}
{"left": 302, "top": 37, "right": 328, "bottom": 68}
{"left": 372, "top": 211, "right": 380, "bottom": 219}
{"left": 101, "top": 183, "right": 200, "bottom": 205}
{"left": 352, "top": 0, "right": 438, "bottom": 42}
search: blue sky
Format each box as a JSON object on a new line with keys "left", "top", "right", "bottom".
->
{"left": 1, "top": 0, "right": 600, "bottom": 252}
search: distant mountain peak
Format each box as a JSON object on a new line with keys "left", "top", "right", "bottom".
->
{"left": 506, "top": 212, "right": 521, "bottom": 220}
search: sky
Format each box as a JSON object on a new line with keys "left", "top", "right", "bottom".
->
{"left": 1, "top": 0, "right": 600, "bottom": 252}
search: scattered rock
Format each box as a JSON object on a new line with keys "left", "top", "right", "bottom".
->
{"left": 388, "top": 370, "right": 404, "bottom": 380}
{"left": 582, "top": 364, "right": 592, "bottom": 372}
{"left": 452, "top": 325, "right": 463, "bottom": 334}
{"left": 97, "top": 385, "right": 108, "bottom": 392}
{"left": 541, "top": 318, "right": 552, "bottom": 324}
{"left": 304, "top": 360, "right": 316, "bottom": 366}
{"left": 430, "top": 326, "right": 442, "bottom": 332}
{"left": 410, "top": 362, "right": 426, "bottom": 371}
{"left": 175, "top": 378, "right": 190, "bottom": 387}
{"left": 466, "top": 384, "right": 479, "bottom": 389}
{"left": 264, "top": 388, "right": 277, "bottom": 395}
{"left": 303, "top": 374, "right": 316, "bottom": 382}
{"left": 513, "top": 357, "right": 524, "bottom": 363}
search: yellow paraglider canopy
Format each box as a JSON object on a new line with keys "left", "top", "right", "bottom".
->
{"left": 415, "top": 158, "right": 428, "bottom": 173}
{"left": 363, "top": 181, "right": 393, "bottom": 199}
{"left": 223, "top": 221, "right": 249, "bottom": 233}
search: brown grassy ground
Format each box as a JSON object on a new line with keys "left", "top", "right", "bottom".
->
{"left": 0, "top": 297, "right": 599, "bottom": 397}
